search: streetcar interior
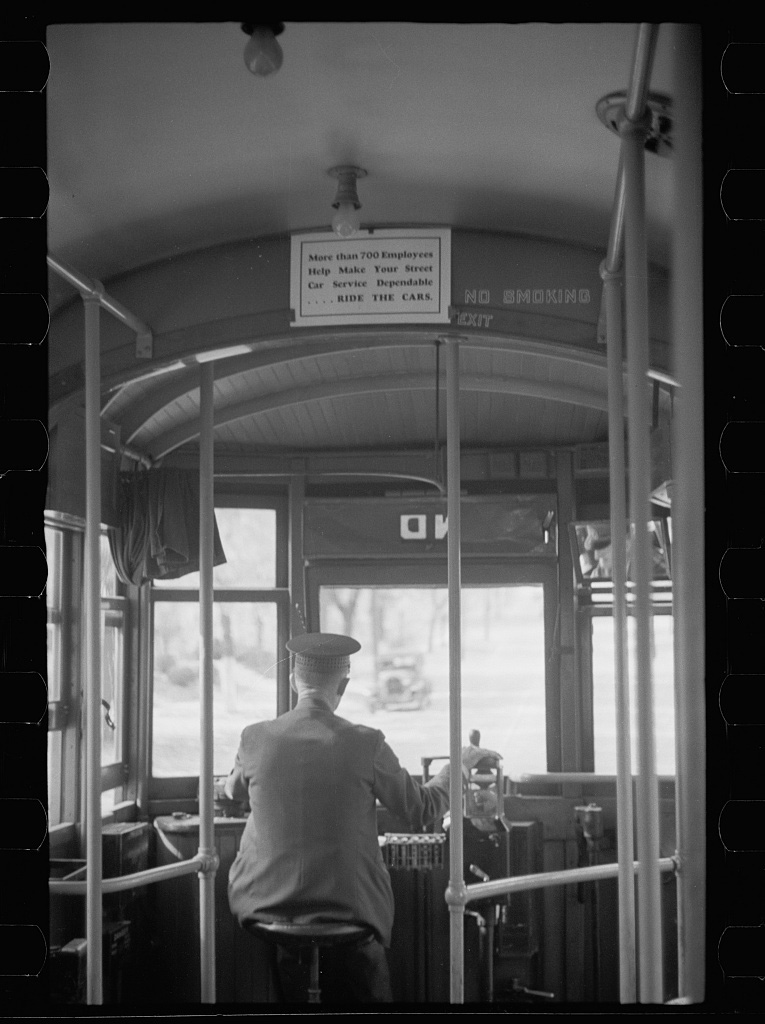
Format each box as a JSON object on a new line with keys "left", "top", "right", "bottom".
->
{"left": 40, "top": 21, "right": 705, "bottom": 1007}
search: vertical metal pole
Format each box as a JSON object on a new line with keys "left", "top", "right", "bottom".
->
{"left": 443, "top": 335, "right": 465, "bottom": 1004}
{"left": 286, "top": 474, "right": 306, "bottom": 711}
{"left": 624, "top": 24, "right": 660, "bottom": 122}
{"left": 485, "top": 916, "right": 495, "bottom": 1002}
{"left": 601, "top": 25, "right": 660, "bottom": 279}
{"left": 621, "top": 110, "right": 664, "bottom": 1002}
{"left": 601, "top": 263, "right": 637, "bottom": 1002}
{"left": 83, "top": 295, "right": 103, "bottom": 1005}
{"left": 198, "top": 362, "right": 217, "bottom": 1003}
{"left": 287, "top": 474, "right": 306, "bottom": 712}
{"left": 136, "top": 582, "right": 152, "bottom": 816}
{"left": 670, "top": 23, "right": 705, "bottom": 1003}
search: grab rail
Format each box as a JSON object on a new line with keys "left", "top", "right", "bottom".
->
{"left": 47, "top": 254, "right": 153, "bottom": 360}
{"left": 509, "top": 772, "right": 675, "bottom": 786}
{"left": 49, "top": 851, "right": 217, "bottom": 895}
{"left": 446, "top": 855, "right": 676, "bottom": 907}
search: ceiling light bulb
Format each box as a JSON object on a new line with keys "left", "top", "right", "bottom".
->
{"left": 242, "top": 24, "right": 284, "bottom": 77}
{"left": 332, "top": 202, "right": 361, "bottom": 238}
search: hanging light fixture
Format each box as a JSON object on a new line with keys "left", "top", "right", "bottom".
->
{"left": 241, "top": 23, "right": 285, "bottom": 76}
{"left": 328, "top": 165, "right": 367, "bottom": 238}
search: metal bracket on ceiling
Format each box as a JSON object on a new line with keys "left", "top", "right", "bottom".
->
{"left": 136, "top": 329, "right": 154, "bottom": 360}
{"left": 596, "top": 91, "right": 673, "bottom": 157}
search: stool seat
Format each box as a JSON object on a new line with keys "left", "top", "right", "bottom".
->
{"left": 244, "top": 920, "right": 376, "bottom": 1003}
{"left": 246, "top": 919, "right": 374, "bottom": 949}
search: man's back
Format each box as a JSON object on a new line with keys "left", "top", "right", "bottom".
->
{"left": 228, "top": 696, "right": 401, "bottom": 945}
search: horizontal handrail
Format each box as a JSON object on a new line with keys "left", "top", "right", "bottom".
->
{"left": 49, "top": 852, "right": 207, "bottom": 895}
{"left": 213, "top": 469, "right": 446, "bottom": 493}
{"left": 48, "top": 253, "right": 153, "bottom": 359}
{"left": 446, "top": 856, "right": 676, "bottom": 907}
{"left": 509, "top": 772, "right": 676, "bottom": 785}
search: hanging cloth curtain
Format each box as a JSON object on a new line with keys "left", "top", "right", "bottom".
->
{"left": 109, "top": 467, "right": 226, "bottom": 586}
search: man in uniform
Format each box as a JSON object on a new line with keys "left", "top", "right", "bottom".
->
{"left": 225, "top": 632, "right": 498, "bottom": 1003}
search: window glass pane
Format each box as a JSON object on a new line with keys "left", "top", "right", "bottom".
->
{"left": 101, "top": 610, "right": 124, "bottom": 766}
{"left": 319, "top": 586, "right": 547, "bottom": 776}
{"left": 45, "top": 526, "right": 63, "bottom": 702}
{"left": 45, "top": 526, "right": 63, "bottom": 604}
{"left": 100, "top": 531, "right": 119, "bottom": 597}
{"left": 47, "top": 618, "right": 62, "bottom": 702}
{"left": 152, "top": 601, "right": 278, "bottom": 776}
{"left": 101, "top": 788, "right": 119, "bottom": 816}
{"left": 48, "top": 729, "right": 62, "bottom": 827}
{"left": 592, "top": 614, "right": 675, "bottom": 774}
{"left": 153, "top": 508, "right": 277, "bottom": 589}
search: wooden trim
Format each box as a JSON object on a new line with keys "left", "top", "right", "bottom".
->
{"left": 151, "top": 587, "right": 289, "bottom": 603}
{"left": 556, "top": 451, "right": 579, "bottom": 773}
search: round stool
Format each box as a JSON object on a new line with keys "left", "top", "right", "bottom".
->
{"left": 245, "top": 921, "right": 375, "bottom": 1003}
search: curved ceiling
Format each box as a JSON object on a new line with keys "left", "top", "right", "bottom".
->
{"left": 131, "top": 341, "right": 611, "bottom": 460}
{"left": 46, "top": 21, "right": 680, "bottom": 466}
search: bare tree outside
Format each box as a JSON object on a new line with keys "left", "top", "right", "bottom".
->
{"left": 319, "top": 584, "right": 548, "bottom": 775}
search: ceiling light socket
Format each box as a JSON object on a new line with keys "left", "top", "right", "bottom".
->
{"left": 328, "top": 165, "right": 368, "bottom": 210}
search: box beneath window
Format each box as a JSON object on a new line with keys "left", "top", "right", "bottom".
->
{"left": 102, "top": 822, "right": 151, "bottom": 878}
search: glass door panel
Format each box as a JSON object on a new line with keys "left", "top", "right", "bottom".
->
{"left": 319, "top": 585, "right": 547, "bottom": 776}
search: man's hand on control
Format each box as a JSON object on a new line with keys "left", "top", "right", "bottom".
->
{"left": 461, "top": 745, "right": 501, "bottom": 777}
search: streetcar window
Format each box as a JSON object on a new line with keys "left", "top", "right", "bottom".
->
{"left": 101, "top": 789, "right": 118, "bottom": 817}
{"left": 152, "top": 508, "right": 277, "bottom": 588}
{"left": 152, "top": 602, "right": 278, "bottom": 776}
{"left": 47, "top": 725, "right": 63, "bottom": 828}
{"left": 46, "top": 525, "right": 63, "bottom": 702}
{"left": 101, "top": 608, "right": 125, "bottom": 767}
{"left": 591, "top": 613, "right": 676, "bottom": 775}
{"left": 319, "top": 585, "right": 547, "bottom": 776}
{"left": 151, "top": 505, "right": 281, "bottom": 777}
{"left": 46, "top": 523, "right": 65, "bottom": 827}
{"left": 100, "top": 529, "right": 128, "bottom": 810}
{"left": 100, "top": 531, "right": 119, "bottom": 597}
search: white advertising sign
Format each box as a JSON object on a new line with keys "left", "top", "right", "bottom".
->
{"left": 290, "top": 228, "right": 451, "bottom": 327}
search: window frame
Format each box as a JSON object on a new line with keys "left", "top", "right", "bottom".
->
{"left": 147, "top": 496, "right": 289, "bottom": 805}
{"left": 99, "top": 528, "right": 130, "bottom": 813}
{"left": 45, "top": 514, "right": 134, "bottom": 827}
{"left": 579, "top": 601, "right": 675, "bottom": 775}
{"left": 45, "top": 516, "right": 83, "bottom": 829}
{"left": 306, "top": 556, "right": 558, "bottom": 771}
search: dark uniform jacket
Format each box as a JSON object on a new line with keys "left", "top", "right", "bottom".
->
{"left": 226, "top": 694, "right": 451, "bottom": 947}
